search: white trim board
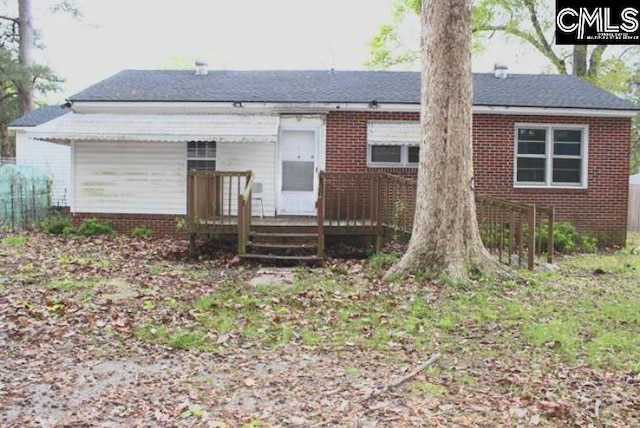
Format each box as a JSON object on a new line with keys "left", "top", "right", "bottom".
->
{"left": 69, "top": 101, "right": 638, "bottom": 118}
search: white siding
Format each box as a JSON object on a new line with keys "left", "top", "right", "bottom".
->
{"left": 74, "top": 141, "right": 186, "bottom": 214}
{"left": 217, "top": 141, "right": 276, "bottom": 217}
{"left": 15, "top": 132, "right": 71, "bottom": 206}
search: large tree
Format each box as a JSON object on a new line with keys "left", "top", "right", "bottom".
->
{"left": 368, "top": 0, "right": 638, "bottom": 93}
{"left": 386, "top": 0, "right": 493, "bottom": 281}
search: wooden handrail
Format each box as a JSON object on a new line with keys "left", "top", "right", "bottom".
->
{"left": 237, "top": 170, "right": 253, "bottom": 255}
{"left": 476, "top": 195, "right": 554, "bottom": 269}
{"left": 241, "top": 173, "right": 255, "bottom": 203}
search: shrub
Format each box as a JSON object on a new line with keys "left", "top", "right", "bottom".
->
{"left": 41, "top": 213, "right": 73, "bottom": 235}
{"left": 539, "top": 221, "right": 597, "bottom": 253}
{"left": 77, "top": 218, "right": 115, "bottom": 236}
{"left": 131, "top": 225, "right": 153, "bottom": 238}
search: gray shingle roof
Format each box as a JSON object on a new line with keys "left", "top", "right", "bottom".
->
{"left": 68, "top": 69, "right": 639, "bottom": 111}
{"left": 9, "top": 104, "right": 70, "bottom": 127}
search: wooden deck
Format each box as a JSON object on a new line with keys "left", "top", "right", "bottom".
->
{"left": 186, "top": 170, "right": 554, "bottom": 268}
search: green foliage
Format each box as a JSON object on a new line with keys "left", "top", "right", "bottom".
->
{"left": 481, "top": 219, "right": 598, "bottom": 255}
{"left": 366, "top": 0, "right": 639, "bottom": 114}
{"left": 41, "top": 213, "right": 73, "bottom": 235}
{"left": 77, "top": 218, "right": 115, "bottom": 236}
{"left": 539, "top": 221, "right": 598, "bottom": 253}
{"left": 175, "top": 217, "right": 187, "bottom": 231}
{"left": 1, "top": 235, "right": 26, "bottom": 247}
{"left": 368, "top": 252, "right": 399, "bottom": 270}
{"left": 131, "top": 225, "right": 153, "bottom": 238}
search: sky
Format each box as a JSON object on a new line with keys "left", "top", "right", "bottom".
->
{"left": 31, "top": 0, "right": 546, "bottom": 101}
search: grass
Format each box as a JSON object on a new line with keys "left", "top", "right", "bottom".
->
{"left": 46, "top": 277, "right": 100, "bottom": 291}
{"left": 1, "top": 235, "right": 27, "bottom": 247}
{"left": 128, "top": 248, "right": 640, "bottom": 372}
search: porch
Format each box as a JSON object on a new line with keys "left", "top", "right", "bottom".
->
{"left": 186, "top": 171, "right": 555, "bottom": 269}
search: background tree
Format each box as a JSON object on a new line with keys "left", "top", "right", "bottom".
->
{"left": 368, "top": 0, "right": 639, "bottom": 169}
{"left": 0, "top": 0, "right": 77, "bottom": 158}
{"left": 368, "top": 0, "right": 637, "bottom": 87}
{"left": 386, "top": 0, "right": 494, "bottom": 281}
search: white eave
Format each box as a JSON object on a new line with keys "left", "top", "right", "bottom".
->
{"left": 68, "top": 101, "right": 639, "bottom": 118}
{"left": 27, "top": 112, "right": 280, "bottom": 143}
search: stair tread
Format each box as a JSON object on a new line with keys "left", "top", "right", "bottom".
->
{"left": 248, "top": 242, "right": 317, "bottom": 249}
{"left": 240, "top": 254, "right": 323, "bottom": 261}
{"left": 250, "top": 232, "right": 318, "bottom": 238}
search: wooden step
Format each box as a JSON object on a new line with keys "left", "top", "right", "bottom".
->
{"left": 239, "top": 254, "right": 323, "bottom": 263}
{"left": 248, "top": 242, "right": 317, "bottom": 250}
{"left": 250, "top": 232, "right": 318, "bottom": 239}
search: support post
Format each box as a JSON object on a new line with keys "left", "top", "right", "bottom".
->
{"left": 547, "top": 207, "right": 555, "bottom": 264}
{"left": 527, "top": 205, "right": 536, "bottom": 270}
{"left": 317, "top": 172, "right": 325, "bottom": 258}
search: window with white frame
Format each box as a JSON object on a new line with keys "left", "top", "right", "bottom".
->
{"left": 367, "top": 121, "right": 420, "bottom": 167}
{"left": 514, "top": 125, "right": 587, "bottom": 187}
{"left": 187, "top": 141, "right": 216, "bottom": 171}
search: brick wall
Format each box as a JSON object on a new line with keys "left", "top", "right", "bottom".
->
{"left": 326, "top": 111, "right": 631, "bottom": 246}
{"left": 72, "top": 212, "right": 186, "bottom": 238}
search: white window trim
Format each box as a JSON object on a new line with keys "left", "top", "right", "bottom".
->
{"left": 513, "top": 123, "right": 589, "bottom": 189}
{"left": 187, "top": 141, "right": 217, "bottom": 171}
{"left": 367, "top": 144, "right": 419, "bottom": 168}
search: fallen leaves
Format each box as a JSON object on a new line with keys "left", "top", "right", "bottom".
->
{"left": 0, "top": 232, "right": 639, "bottom": 426}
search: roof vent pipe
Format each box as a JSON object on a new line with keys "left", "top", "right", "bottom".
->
{"left": 494, "top": 62, "right": 508, "bottom": 79}
{"left": 195, "top": 59, "right": 208, "bottom": 76}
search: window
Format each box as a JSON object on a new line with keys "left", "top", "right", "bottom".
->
{"left": 367, "top": 121, "right": 420, "bottom": 167}
{"left": 187, "top": 141, "right": 216, "bottom": 171}
{"left": 514, "top": 125, "right": 587, "bottom": 188}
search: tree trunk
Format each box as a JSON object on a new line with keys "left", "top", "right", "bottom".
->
{"left": 572, "top": 45, "right": 588, "bottom": 77}
{"left": 0, "top": 123, "right": 12, "bottom": 159}
{"left": 386, "top": 0, "right": 493, "bottom": 282}
{"left": 18, "top": 0, "right": 34, "bottom": 114}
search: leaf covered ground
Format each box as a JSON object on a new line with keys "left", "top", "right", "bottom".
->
{"left": 1, "top": 232, "right": 639, "bottom": 427}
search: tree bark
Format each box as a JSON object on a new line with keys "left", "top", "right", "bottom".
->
{"left": 572, "top": 45, "right": 588, "bottom": 77}
{"left": 386, "top": 0, "right": 493, "bottom": 282}
{"left": 18, "top": 0, "right": 34, "bottom": 114}
{"left": 0, "top": 123, "right": 12, "bottom": 158}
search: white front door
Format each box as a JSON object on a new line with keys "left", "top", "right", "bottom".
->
{"left": 278, "top": 130, "right": 316, "bottom": 214}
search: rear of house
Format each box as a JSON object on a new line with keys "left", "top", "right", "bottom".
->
{"left": 10, "top": 105, "right": 71, "bottom": 207}
{"left": 16, "top": 67, "right": 639, "bottom": 246}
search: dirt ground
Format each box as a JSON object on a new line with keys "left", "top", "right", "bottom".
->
{"left": 1, "top": 232, "right": 638, "bottom": 427}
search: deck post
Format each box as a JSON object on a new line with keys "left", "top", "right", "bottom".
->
{"left": 527, "top": 205, "right": 536, "bottom": 270}
{"left": 375, "top": 173, "right": 383, "bottom": 252}
{"left": 188, "top": 233, "right": 196, "bottom": 258}
{"left": 547, "top": 207, "right": 554, "bottom": 264}
{"left": 238, "top": 195, "right": 246, "bottom": 255}
{"left": 317, "top": 172, "right": 325, "bottom": 258}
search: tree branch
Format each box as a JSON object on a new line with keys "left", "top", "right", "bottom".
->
{"left": 362, "top": 353, "right": 441, "bottom": 402}
{"left": 0, "top": 91, "right": 18, "bottom": 104}
{"left": 588, "top": 45, "right": 607, "bottom": 78}
{"left": 523, "top": 0, "right": 566, "bottom": 74}
{"left": 0, "top": 15, "right": 18, "bottom": 23}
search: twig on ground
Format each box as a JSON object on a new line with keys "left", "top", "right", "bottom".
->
{"left": 362, "top": 353, "right": 440, "bottom": 402}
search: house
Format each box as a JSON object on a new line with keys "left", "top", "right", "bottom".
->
{"left": 12, "top": 66, "right": 639, "bottom": 255}
{"left": 10, "top": 105, "right": 71, "bottom": 207}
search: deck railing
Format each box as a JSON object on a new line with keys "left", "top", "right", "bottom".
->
{"left": 318, "top": 171, "right": 554, "bottom": 269}
{"left": 476, "top": 197, "right": 554, "bottom": 269}
{"left": 319, "top": 171, "right": 416, "bottom": 235}
{"left": 186, "top": 170, "right": 253, "bottom": 232}
{"left": 237, "top": 172, "right": 254, "bottom": 255}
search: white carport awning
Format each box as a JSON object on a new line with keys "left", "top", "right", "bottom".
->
{"left": 367, "top": 121, "right": 420, "bottom": 146}
{"left": 28, "top": 113, "right": 280, "bottom": 143}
